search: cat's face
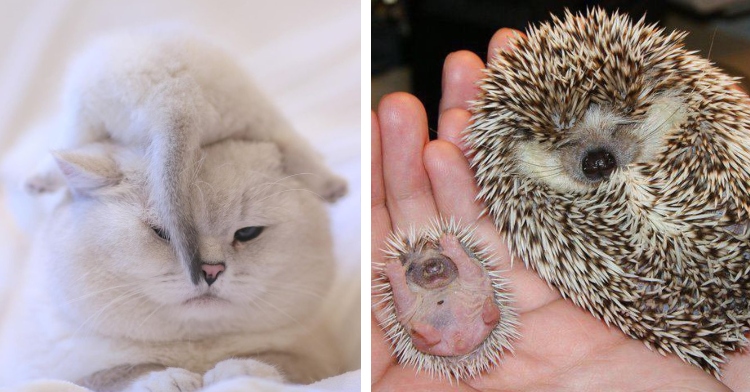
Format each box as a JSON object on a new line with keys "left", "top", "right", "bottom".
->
{"left": 42, "top": 140, "right": 333, "bottom": 340}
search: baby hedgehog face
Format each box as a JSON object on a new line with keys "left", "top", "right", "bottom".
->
{"left": 373, "top": 218, "right": 518, "bottom": 380}
{"left": 467, "top": 8, "right": 750, "bottom": 377}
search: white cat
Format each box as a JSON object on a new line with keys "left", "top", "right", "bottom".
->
{"left": 0, "top": 31, "right": 347, "bottom": 391}
{"left": 25, "top": 30, "right": 347, "bottom": 285}
{"left": 0, "top": 140, "right": 341, "bottom": 390}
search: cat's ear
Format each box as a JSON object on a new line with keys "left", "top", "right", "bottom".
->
{"left": 52, "top": 145, "right": 122, "bottom": 195}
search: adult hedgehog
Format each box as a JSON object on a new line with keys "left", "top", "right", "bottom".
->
{"left": 467, "top": 7, "right": 750, "bottom": 377}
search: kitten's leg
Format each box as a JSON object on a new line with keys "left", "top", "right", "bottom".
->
{"left": 244, "top": 113, "right": 348, "bottom": 203}
{"left": 203, "top": 358, "right": 285, "bottom": 386}
{"left": 271, "top": 131, "right": 348, "bottom": 203}
{"left": 23, "top": 155, "right": 65, "bottom": 194}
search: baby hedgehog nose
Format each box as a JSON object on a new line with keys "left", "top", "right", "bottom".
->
{"left": 201, "top": 262, "right": 225, "bottom": 286}
{"left": 582, "top": 148, "right": 617, "bottom": 181}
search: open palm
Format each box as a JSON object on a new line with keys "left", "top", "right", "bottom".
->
{"left": 371, "top": 28, "right": 747, "bottom": 392}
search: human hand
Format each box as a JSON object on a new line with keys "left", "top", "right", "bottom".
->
{"left": 371, "top": 28, "right": 734, "bottom": 391}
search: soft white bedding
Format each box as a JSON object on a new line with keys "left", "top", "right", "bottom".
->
{"left": 0, "top": 0, "right": 361, "bottom": 390}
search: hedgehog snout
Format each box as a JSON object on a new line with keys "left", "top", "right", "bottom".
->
{"left": 552, "top": 136, "right": 638, "bottom": 189}
{"left": 581, "top": 148, "right": 617, "bottom": 181}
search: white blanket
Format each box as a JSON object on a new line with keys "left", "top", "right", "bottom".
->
{"left": 0, "top": 0, "right": 361, "bottom": 390}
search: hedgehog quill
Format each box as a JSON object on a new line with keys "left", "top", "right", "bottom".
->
{"left": 372, "top": 218, "right": 519, "bottom": 380}
{"left": 467, "top": 8, "right": 750, "bottom": 377}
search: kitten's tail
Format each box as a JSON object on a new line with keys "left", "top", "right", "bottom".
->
{"left": 149, "top": 123, "right": 202, "bottom": 284}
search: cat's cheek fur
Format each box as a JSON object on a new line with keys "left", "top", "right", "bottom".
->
{"left": 46, "top": 199, "right": 178, "bottom": 324}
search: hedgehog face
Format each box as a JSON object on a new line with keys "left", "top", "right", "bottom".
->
{"left": 515, "top": 95, "right": 686, "bottom": 193}
{"left": 405, "top": 249, "right": 459, "bottom": 290}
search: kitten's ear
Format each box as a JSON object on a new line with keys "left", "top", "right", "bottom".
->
{"left": 52, "top": 146, "right": 122, "bottom": 195}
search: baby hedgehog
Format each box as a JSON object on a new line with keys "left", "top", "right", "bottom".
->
{"left": 372, "top": 218, "right": 518, "bottom": 380}
{"left": 466, "top": 7, "right": 750, "bottom": 377}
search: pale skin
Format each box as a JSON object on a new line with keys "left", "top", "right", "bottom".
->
{"left": 372, "top": 28, "right": 750, "bottom": 391}
{"left": 384, "top": 234, "right": 500, "bottom": 356}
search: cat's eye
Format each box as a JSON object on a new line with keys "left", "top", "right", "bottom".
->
{"left": 234, "top": 226, "right": 264, "bottom": 242}
{"left": 151, "top": 226, "right": 169, "bottom": 241}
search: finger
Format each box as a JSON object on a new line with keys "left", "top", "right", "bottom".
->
{"left": 371, "top": 111, "right": 392, "bottom": 276}
{"left": 370, "top": 314, "right": 394, "bottom": 384}
{"left": 375, "top": 365, "right": 478, "bottom": 392}
{"left": 730, "top": 83, "right": 747, "bottom": 95}
{"left": 439, "top": 50, "right": 485, "bottom": 115}
{"left": 723, "top": 350, "right": 750, "bottom": 391}
{"left": 423, "top": 140, "right": 484, "bottom": 223}
{"left": 437, "top": 107, "right": 472, "bottom": 154}
{"left": 487, "top": 28, "right": 525, "bottom": 63}
{"left": 424, "top": 139, "right": 560, "bottom": 312}
{"left": 371, "top": 112, "right": 399, "bottom": 384}
{"left": 378, "top": 92, "right": 438, "bottom": 229}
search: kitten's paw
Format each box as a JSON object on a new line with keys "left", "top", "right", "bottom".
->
{"left": 127, "top": 367, "right": 202, "bottom": 392}
{"left": 318, "top": 174, "right": 348, "bottom": 203}
{"left": 203, "top": 358, "right": 285, "bottom": 386}
{"left": 23, "top": 172, "right": 63, "bottom": 194}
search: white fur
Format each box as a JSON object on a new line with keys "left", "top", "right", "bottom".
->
{"left": 25, "top": 29, "right": 347, "bottom": 283}
{"left": 0, "top": 139, "right": 340, "bottom": 389}
{"left": 631, "top": 94, "right": 687, "bottom": 163}
{"left": 127, "top": 368, "right": 202, "bottom": 392}
{"left": 203, "top": 358, "right": 285, "bottom": 386}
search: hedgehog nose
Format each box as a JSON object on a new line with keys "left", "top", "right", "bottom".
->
{"left": 582, "top": 148, "right": 617, "bottom": 181}
{"left": 201, "top": 262, "right": 225, "bottom": 286}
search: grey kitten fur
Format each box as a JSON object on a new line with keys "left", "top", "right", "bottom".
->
{"left": 467, "top": 7, "right": 750, "bottom": 377}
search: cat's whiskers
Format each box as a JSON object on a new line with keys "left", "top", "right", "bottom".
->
{"left": 266, "top": 172, "right": 325, "bottom": 184}
{"left": 251, "top": 172, "right": 335, "bottom": 201}
{"left": 247, "top": 294, "right": 307, "bottom": 330}
{"left": 244, "top": 296, "right": 278, "bottom": 330}
{"left": 62, "top": 281, "right": 146, "bottom": 306}
{"left": 72, "top": 286, "right": 148, "bottom": 338}
{"left": 192, "top": 180, "right": 208, "bottom": 205}
{"left": 233, "top": 278, "right": 327, "bottom": 300}
{"left": 255, "top": 188, "right": 327, "bottom": 204}
{"left": 66, "top": 269, "right": 94, "bottom": 288}
{"left": 137, "top": 302, "right": 166, "bottom": 330}
{"left": 63, "top": 269, "right": 183, "bottom": 305}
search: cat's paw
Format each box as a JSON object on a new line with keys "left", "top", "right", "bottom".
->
{"left": 127, "top": 367, "right": 202, "bottom": 392}
{"left": 317, "top": 174, "right": 348, "bottom": 203}
{"left": 203, "top": 358, "right": 285, "bottom": 386}
{"left": 23, "top": 172, "right": 63, "bottom": 194}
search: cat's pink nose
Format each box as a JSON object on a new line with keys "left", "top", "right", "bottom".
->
{"left": 201, "top": 263, "right": 225, "bottom": 286}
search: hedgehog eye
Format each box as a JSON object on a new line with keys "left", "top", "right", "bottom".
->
{"left": 406, "top": 255, "right": 458, "bottom": 290}
{"left": 151, "top": 226, "right": 169, "bottom": 242}
{"left": 516, "top": 128, "right": 534, "bottom": 139}
{"left": 557, "top": 140, "right": 581, "bottom": 149}
{"left": 234, "top": 226, "right": 264, "bottom": 242}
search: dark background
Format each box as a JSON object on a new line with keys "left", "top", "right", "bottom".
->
{"left": 372, "top": 0, "right": 750, "bottom": 132}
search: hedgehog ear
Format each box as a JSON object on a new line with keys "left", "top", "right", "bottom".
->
{"left": 52, "top": 145, "right": 122, "bottom": 196}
